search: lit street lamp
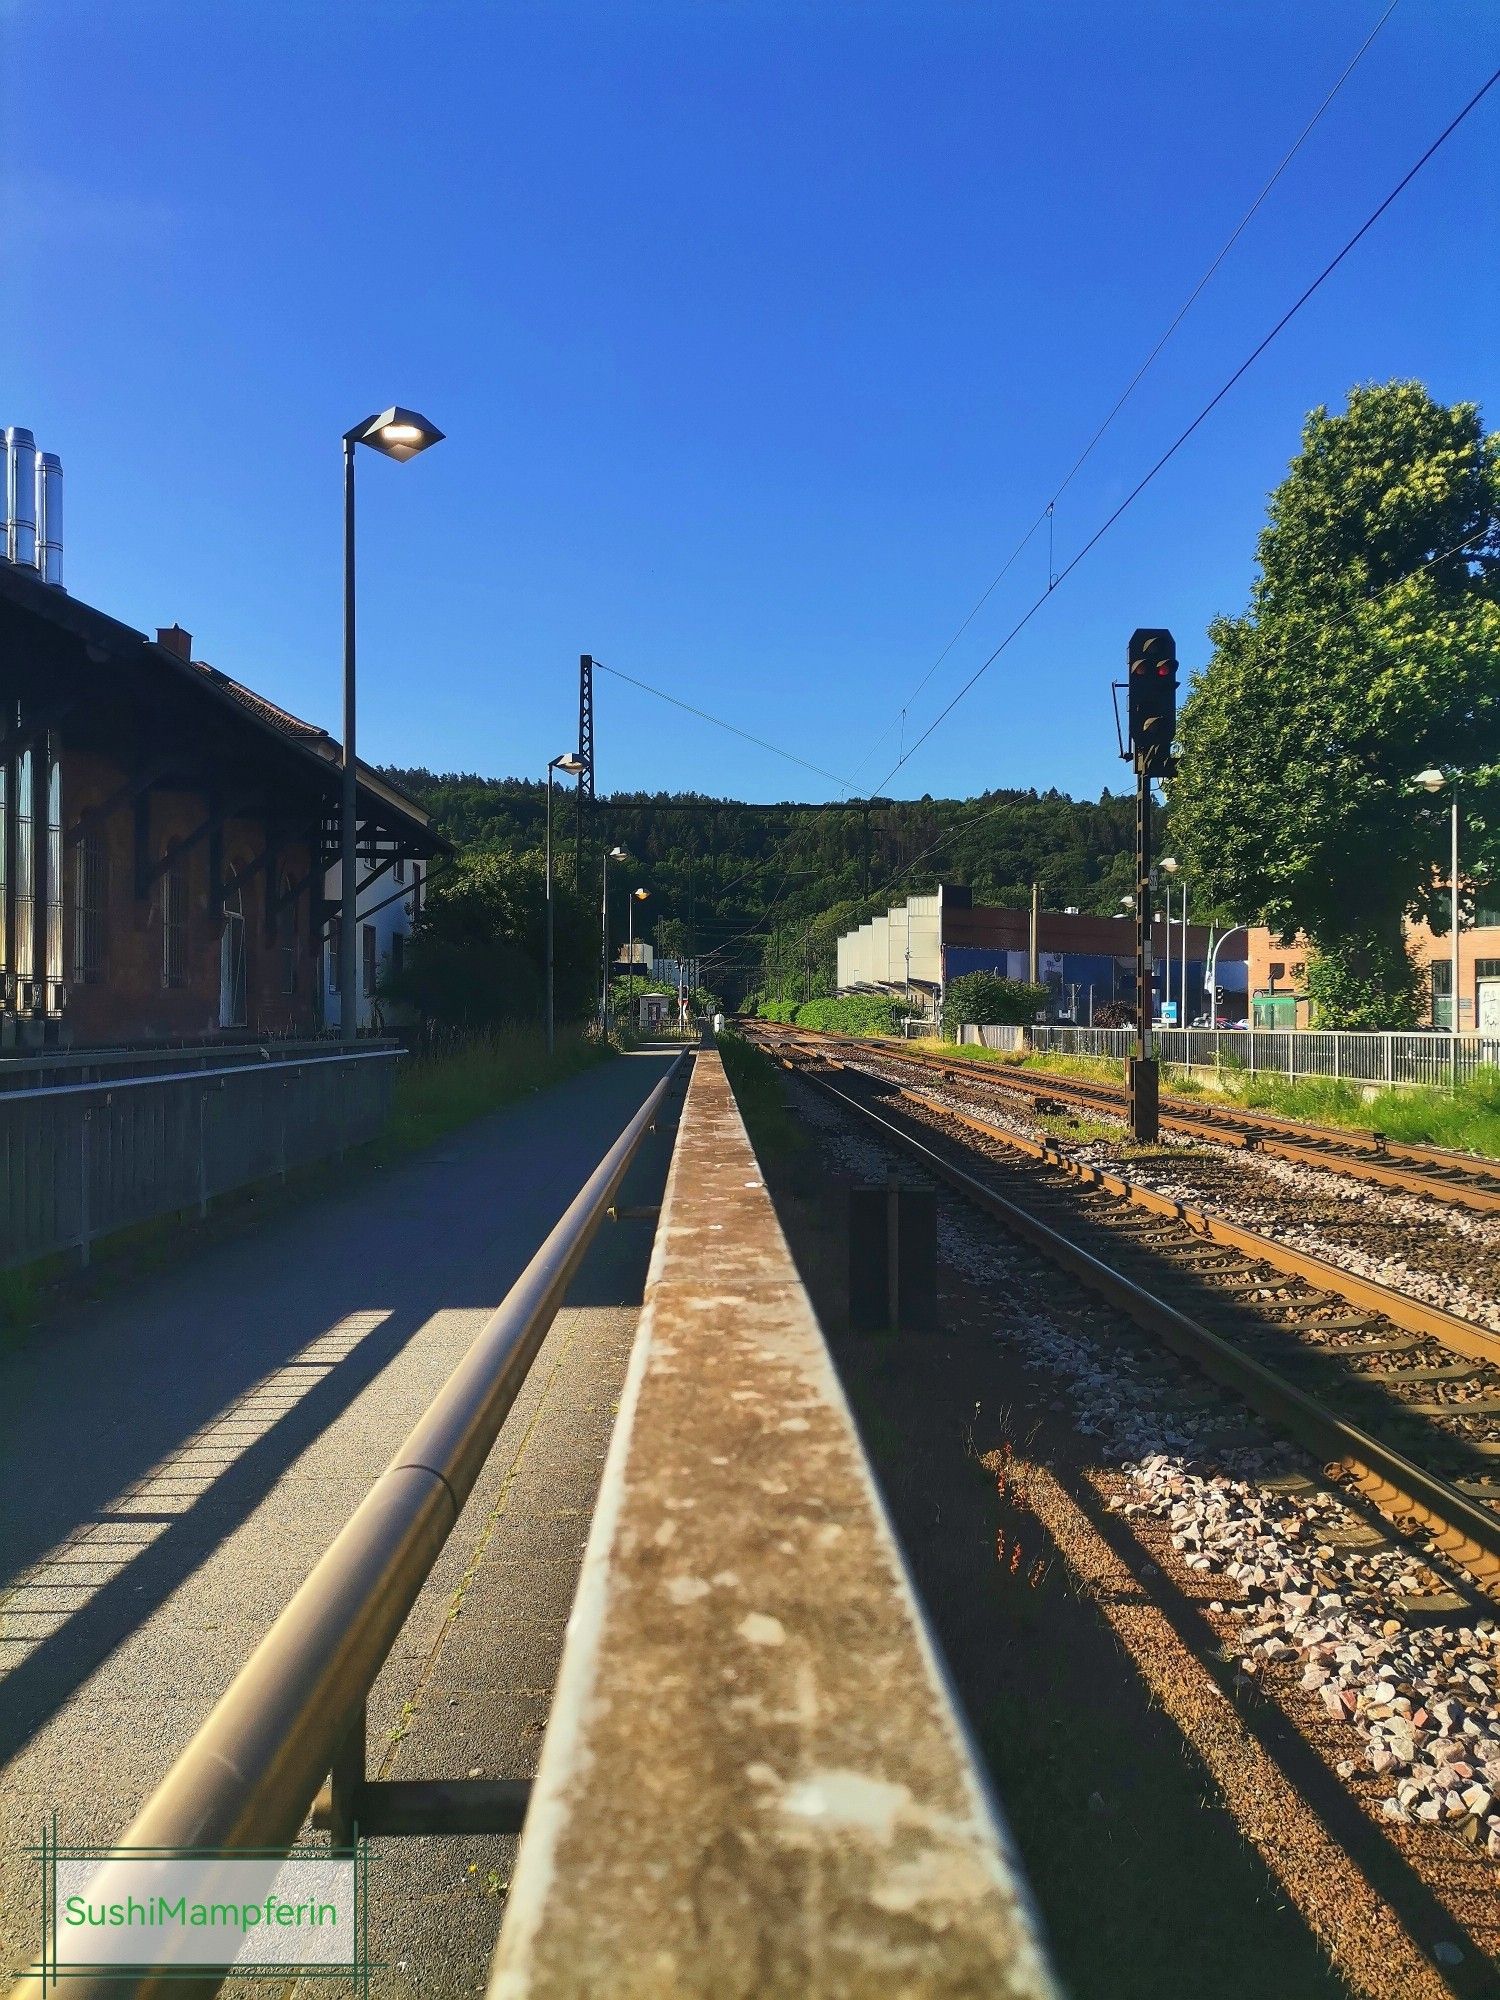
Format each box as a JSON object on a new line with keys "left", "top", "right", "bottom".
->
{"left": 340, "top": 406, "right": 444, "bottom": 1043}
{"left": 601, "top": 845, "right": 627, "bottom": 1032}
{"left": 627, "top": 887, "right": 650, "bottom": 1025}
{"left": 546, "top": 751, "right": 587, "bottom": 1057}
{"left": 1415, "top": 768, "right": 1461, "bottom": 1040}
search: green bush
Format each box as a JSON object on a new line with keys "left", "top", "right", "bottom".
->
{"left": 793, "top": 994, "right": 907, "bottom": 1036}
{"left": 940, "top": 972, "right": 1047, "bottom": 1040}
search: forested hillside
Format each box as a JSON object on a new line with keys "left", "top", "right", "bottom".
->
{"left": 381, "top": 768, "right": 1145, "bottom": 1002}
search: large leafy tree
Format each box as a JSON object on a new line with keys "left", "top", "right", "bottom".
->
{"left": 385, "top": 850, "right": 596, "bottom": 1029}
{"left": 1170, "top": 382, "right": 1500, "bottom": 1026}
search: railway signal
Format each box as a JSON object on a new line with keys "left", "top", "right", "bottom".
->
{"left": 1127, "top": 627, "right": 1178, "bottom": 778}
{"left": 1122, "top": 626, "right": 1177, "bottom": 1141}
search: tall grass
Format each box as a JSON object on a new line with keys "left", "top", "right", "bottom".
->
{"left": 914, "top": 1034, "right": 1500, "bottom": 1158}
{"left": 1222, "top": 1065, "right": 1500, "bottom": 1155}
{"left": 386, "top": 1023, "right": 608, "bottom": 1153}
{"left": 718, "top": 1030, "right": 805, "bottom": 1162}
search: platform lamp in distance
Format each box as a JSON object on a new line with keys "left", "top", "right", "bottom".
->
{"left": 340, "top": 406, "right": 444, "bottom": 1043}
{"left": 546, "top": 751, "right": 588, "bottom": 1057}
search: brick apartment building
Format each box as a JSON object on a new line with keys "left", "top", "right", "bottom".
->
{"left": 0, "top": 549, "right": 442, "bottom": 1049}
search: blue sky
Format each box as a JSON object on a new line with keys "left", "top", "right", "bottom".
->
{"left": 3, "top": 1, "right": 1496, "bottom": 805}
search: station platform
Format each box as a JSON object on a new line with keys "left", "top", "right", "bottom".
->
{"left": 0, "top": 1050, "right": 679, "bottom": 1988}
{"left": 489, "top": 1051, "right": 1054, "bottom": 1998}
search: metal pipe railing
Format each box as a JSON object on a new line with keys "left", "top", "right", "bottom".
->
{"left": 23, "top": 1051, "right": 686, "bottom": 2000}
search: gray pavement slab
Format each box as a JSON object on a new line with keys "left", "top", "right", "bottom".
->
{"left": 0, "top": 1049, "right": 681, "bottom": 1992}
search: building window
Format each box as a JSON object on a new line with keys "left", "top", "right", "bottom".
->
{"left": 1432, "top": 960, "right": 1452, "bottom": 1030}
{"left": 328, "top": 926, "right": 341, "bottom": 994}
{"left": 162, "top": 849, "right": 188, "bottom": 988}
{"left": 410, "top": 866, "right": 421, "bottom": 919}
{"left": 0, "top": 756, "right": 8, "bottom": 1000}
{"left": 394, "top": 856, "right": 406, "bottom": 884}
{"left": 15, "top": 747, "right": 34, "bottom": 990}
{"left": 44, "top": 753, "right": 62, "bottom": 998}
{"left": 362, "top": 922, "right": 377, "bottom": 998}
{"left": 220, "top": 883, "right": 247, "bottom": 1027}
{"left": 1476, "top": 895, "right": 1500, "bottom": 930}
{"left": 74, "top": 826, "right": 109, "bottom": 984}
{"left": 391, "top": 930, "right": 405, "bottom": 977}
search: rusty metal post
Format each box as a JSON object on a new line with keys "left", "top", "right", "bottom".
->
{"left": 1126, "top": 753, "right": 1159, "bottom": 1141}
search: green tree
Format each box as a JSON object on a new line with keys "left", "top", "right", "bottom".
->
{"left": 1170, "top": 382, "right": 1500, "bottom": 1027}
{"left": 940, "top": 972, "right": 1047, "bottom": 1039}
{"left": 385, "top": 850, "right": 596, "bottom": 1029}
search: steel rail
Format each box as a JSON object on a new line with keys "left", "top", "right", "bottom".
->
{"left": 759, "top": 1040, "right": 1500, "bottom": 1589}
{"left": 20, "top": 1051, "right": 687, "bottom": 2000}
{"left": 767, "top": 1025, "right": 1500, "bottom": 1214}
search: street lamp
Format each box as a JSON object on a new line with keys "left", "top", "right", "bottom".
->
{"left": 601, "top": 845, "right": 627, "bottom": 1032}
{"left": 627, "top": 887, "right": 650, "bottom": 1026}
{"left": 546, "top": 751, "right": 587, "bottom": 1057}
{"left": 340, "top": 406, "right": 444, "bottom": 1043}
{"left": 1416, "top": 768, "right": 1461, "bottom": 1042}
{"left": 1160, "top": 857, "right": 1180, "bottom": 1025}
{"left": 1204, "top": 925, "right": 1247, "bottom": 1028}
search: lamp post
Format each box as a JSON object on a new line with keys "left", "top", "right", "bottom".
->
{"left": 1204, "top": 925, "right": 1248, "bottom": 1027}
{"left": 1416, "top": 768, "right": 1461, "bottom": 1057}
{"left": 1160, "top": 857, "right": 1179, "bottom": 1024}
{"left": 340, "top": 407, "right": 444, "bottom": 1044}
{"left": 627, "top": 887, "right": 649, "bottom": 1029}
{"left": 601, "top": 845, "right": 626, "bottom": 1032}
{"left": 546, "top": 752, "right": 587, "bottom": 1057}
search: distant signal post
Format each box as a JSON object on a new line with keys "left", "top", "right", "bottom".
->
{"left": 1124, "top": 628, "right": 1178, "bottom": 1142}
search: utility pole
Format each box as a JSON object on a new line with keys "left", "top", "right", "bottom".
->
{"left": 1120, "top": 628, "right": 1178, "bottom": 1141}
{"left": 1028, "top": 881, "right": 1039, "bottom": 987}
{"left": 575, "top": 654, "right": 595, "bottom": 890}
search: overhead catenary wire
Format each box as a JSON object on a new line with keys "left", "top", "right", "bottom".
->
{"left": 592, "top": 658, "right": 859, "bottom": 794}
{"left": 872, "top": 59, "right": 1500, "bottom": 796}
{"left": 852, "top": 527, "right": 1494, "bottom": 920}
{"left": 846, "top": 0, "right": 1402, "bottom": 784}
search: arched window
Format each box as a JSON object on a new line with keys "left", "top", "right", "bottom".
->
{"left": 220, "top": 880, "right": 246, "bottom": 1027}
{"left": 15, "top": 747, "right": 34, "bottom": 990}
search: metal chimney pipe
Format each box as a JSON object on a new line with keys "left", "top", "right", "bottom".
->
{"left": 36, "top": 450, "right": 63, "bottom": 586}
{"left": 5, "top": 427, "right": 38, "bottom": 567}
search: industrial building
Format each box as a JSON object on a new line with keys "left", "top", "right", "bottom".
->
{"left": 836, "top": 884, "right": 1249, "bottom": 1023}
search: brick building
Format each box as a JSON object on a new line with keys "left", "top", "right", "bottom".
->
{"left": 0, "top": 554, "right": 442, "bottom": 1050}
{"left": 1248, "top": 917, "right": 1500, "bottom": 1031}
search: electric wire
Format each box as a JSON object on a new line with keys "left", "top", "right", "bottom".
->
{"left": 592, "top": 659, "right": 858, "bottom": 793}
{"left": 846, "top": 0, "right": 1402, "bottom": 783}
{"left": 872, "top": 60, "right": 1500, "bottom": 795}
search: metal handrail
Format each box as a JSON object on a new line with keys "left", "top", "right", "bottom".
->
{"left": 24, "top": 1051, "right": 686, "bottom": 2000}
{"left": 0, "top": 1045, "right": 403, "bottom": 1107}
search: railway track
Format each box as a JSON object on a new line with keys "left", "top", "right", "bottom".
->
{"left": 747, "top": 1026, "right": 1500, "bottom": 1595}
{"left": 753, "top": 1022, "right": 1500, "bottom": 1215}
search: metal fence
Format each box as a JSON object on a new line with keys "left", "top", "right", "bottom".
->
{"left": 1020, "top": 1023, "right": 1500, "bottom": 1087}
{"left": 1, "top": 1047, "right": 403, "bottom": 1272}
{"left": 0, "top": 1037, "right": 353, "bottom": 1094}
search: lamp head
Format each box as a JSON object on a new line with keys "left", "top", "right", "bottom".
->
{"left": 1160, "top": 856, "right": 1179, "bottom": 874}
{"left": 349, "top": 406, "right": 445, "bottom": 462}
{"left": 608, "top": 846, "right": 627, "bottom": 860}
{"left": 552, "top": 752, "right": 587, "bottom": 775}
{"left": 1415, "top": 768, "right": 1447, "bottom": 794}
{"left": 633, "top": 887, "right": 650, "bottom": 901}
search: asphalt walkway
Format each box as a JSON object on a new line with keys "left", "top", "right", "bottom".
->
{"left": 0, "top": 1048, "right": 681, "bottom": 1993}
